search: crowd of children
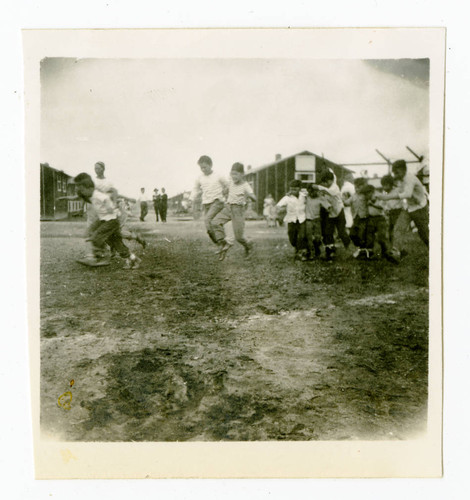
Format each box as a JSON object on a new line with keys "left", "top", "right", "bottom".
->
{"left": 272, "top": 159, "right": 428, "bottom": 263}
{"left": 65, "top": 156, "right": 428, "bottom": 269}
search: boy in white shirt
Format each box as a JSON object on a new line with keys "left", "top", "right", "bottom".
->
{"left": 191, "top": 155, "right": 229, "bottom": 245}
{"left": 212, "top": 162, "right": 257, "bottom": 260}
{"left": 74, "top": 173, "right": 141, "bottom": 269}
{"left": 376, "top": 160, "right": 428, "bottom": 247}
{"left": 305, "top": 185, "right": 330, "bottom": 260}
{"left": 276, "top": 179, "right": 307, "bottom": 260}
{"left": 316, "top": 171, "right": 351, "bottom": 260}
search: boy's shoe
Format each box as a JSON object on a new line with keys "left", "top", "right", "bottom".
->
{"left": 123, "top": 255, "right": 142, "bottom": 269}
{"left": 244, "top": 242, "right": 254, "bottom": 259}
{"left": 217, "top": 242, "right": 233, "bottom": 260}
{"left": 218, "top": 243, "right": 233, "bottom": 261}
{"left": 136, "top": 236, "right": 147, "bottom": 249}
{"left": 76, "top": 257, "right": 110, "bottom": 267}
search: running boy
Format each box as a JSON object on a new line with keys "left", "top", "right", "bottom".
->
{"left": 276, "top": 179, "right": 307, "bottom": 260}
{"left": 361, "top": 184, "right": 399, "bottom": 264}
{"left": 376, "top": 160, "right": 428, "bottom": 247}
{"left": 380, "top": 174, "right": 404, "bottom": 246}
{"left": 74, "top": 173, "right": 141, "bottom": 269}
{"left": 305, "top": 185, "right": 330, "bottom": 260}
{"left": 191, "top": 155, "right": 229, "bottom": 245}
{"left": 212, "top": 162, "right": 256, "bottom": 260}
{"left": 316, "top": 171, "right": 351, "bottom": 260}
{"left": 345, "top": 177, "right": 369, "bottom": 257}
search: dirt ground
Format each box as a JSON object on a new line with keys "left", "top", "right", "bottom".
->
{"left": 40, "top": 214, "right": 429, "bottom": 441}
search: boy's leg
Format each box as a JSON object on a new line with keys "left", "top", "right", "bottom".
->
{"left": 409, "top": 206, "right": 429, "bottom": 247}
{"left": 388, "top": 208, "right": 402, "bottom": 245}
{"left": 312, "top": 219, "right": 323, "bottom": 257}
{"left": 89, "top": 220, "right": 122, "bottom": 260}
{"left": 212, "top": 205, "right": 232, "bottom": 245}
{"left": 305, "top": 220, "right": 314, "bottom": 257}
{"left": 204, "top": 199, "right": 225, "bottom": 243}
{"left": 230, "top": 205, "right": 253, "bottom": 256}
{"left": 335, "top": 209, "right": 351, "bottom": 248}
{"left": 287, "top": 222, "right": 299, "bottom": 249}
{"left": 106, "top": 222, "right": 142, "bottom": 268}
{"left": 296, "top": 222, "right": 307, "bottom": 260}
{"left": 323, "top": 216, "right": 335, "bottom": 259}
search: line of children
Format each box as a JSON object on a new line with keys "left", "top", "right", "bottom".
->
{"left": 272, "top": 160, "right": 427, "bottom": 263}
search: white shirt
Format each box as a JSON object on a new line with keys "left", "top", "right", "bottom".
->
{"left": 90, "top": 190, "right": 118, "bottom": 221}
{"left": 341, "top": 181, "right": 355, "bottom": 199}
{"left": 94, "top": 176, "right": 114, "bottom": 195}
{"left": 191, "top": 172, "right": 228, "bottom": 205}
{"left": 320, "top": 183, "right": 344, "bottom": 218}
{"left": 227, "top": 180, "right": 254, "bottom": 205}
{"left": 137, "top": 192, "right": 147, "bottom": 203}
{"left": 276, "top": 193, "right": 306, "bottom": 223}
{"left": 397, "top": 173, "right": 428, "bottom": 212}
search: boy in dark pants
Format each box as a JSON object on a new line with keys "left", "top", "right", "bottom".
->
{"left": 305, "top": 185, "right": 329, "bottom": 259}
{"left": 376, "top": 160, "right": 429, "bottom": 247}
{"left": 316, "top": 171, "right": 351, "bottom": 260}
{"left": 74, "top": 173, "right": 141, "bottom": 269}
{"left": 380, "top": 174, "right": 404, "bottom": 246}
{"left": 276, "top": 180, "right": 307, "bottom": 260}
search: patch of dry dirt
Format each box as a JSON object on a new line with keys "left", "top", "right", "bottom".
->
{"left": 40, "top": 218, "right": 428, "bottom": 441}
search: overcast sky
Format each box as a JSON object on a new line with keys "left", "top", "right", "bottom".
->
{"left": 41, "top": 58, "right": 429, "bottom": 198}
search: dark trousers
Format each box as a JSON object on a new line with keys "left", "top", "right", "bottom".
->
{"left": 305, "top": 219, "right": 322, "bottom": 256}
{"left": 409, "top": 206, "right": 429, "bottom": 247}
{"left": 91, "top": 219, "right": 130, "bottom": 259}
{"left": 388, "top": 208, "right": 403, "bottom": 245}
{"left": 366, "top": 216, "right": 391, "bottom": 255}
{"left": 287, "top": 221, "right": 306, "bottom": 252}
{"left": 140, "top": 202, "right": 148, "bottom": 221}
{"left": 323, "top": 209, "right": 350, "bottom": 248}
{"left": 350, "top": 217, "right": 368, "bottom": 248}
{"left": 159, "top": 204, "right": 167, "bottom": 222}
{"left": 153, "top": 203, "right": 160, "bottom": 221}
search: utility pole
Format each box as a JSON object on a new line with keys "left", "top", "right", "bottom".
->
{"left": 406, "top": 146, "right": 424, "bottom": 163}
{"left": 375, "top": 149, "right": 392, "bottom": 174}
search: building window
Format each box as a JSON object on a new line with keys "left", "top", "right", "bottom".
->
{"left": 295, "top": 172, "right": 315, "bottom": 183}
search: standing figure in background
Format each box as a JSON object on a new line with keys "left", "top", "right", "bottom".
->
{"left": 152, "top": 188, "right": 161, "bottom": 222}
{"left": 263, "top": 194, "right": 277, "bottom": 227}
{"left": 159, "top": 188, "right": 168, "bottom": 222}
{"left": 191, "top": 155, "right": 229, "bottom": 245}
{"left": 138, "top": 187, "right": 148, "bottom": 222}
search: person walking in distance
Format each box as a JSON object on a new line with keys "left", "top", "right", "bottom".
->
{"left": 159, "top": 188, "right": 168, "bottom": 222}
{"left": 138, "top": 188, "right": 148, "bottom": 222}
{"left": 152, "top": 188, "right": 161, "bottom": 222}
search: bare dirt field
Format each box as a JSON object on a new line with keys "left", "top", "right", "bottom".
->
{"left": 40, "top": 215, "right": 428, "bottom": 441}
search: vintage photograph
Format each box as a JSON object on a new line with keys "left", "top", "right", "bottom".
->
{"left": 26, "top": 28, "right": 444, "bottom": 478}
